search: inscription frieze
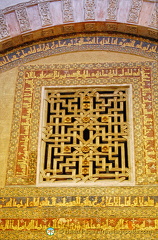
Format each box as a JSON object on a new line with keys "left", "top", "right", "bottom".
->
{"left": 0, "top": 36, "right": 157, "bottom": 70}
{"left": 0, "top": 196, "right": 157, "bottom": 208}
{"left": 0, "top": 218, "right": 157, "bottom": 231}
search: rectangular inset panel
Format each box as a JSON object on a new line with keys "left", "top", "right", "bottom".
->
{"left": 6, "top": 62, "right": 157, "bottom": 186}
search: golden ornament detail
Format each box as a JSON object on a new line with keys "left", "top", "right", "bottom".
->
{"left": 64, "top": 146, "right": 71, "bottom": 152}
{"left": 64, "top": 117, "right": 71, "bottom": 123}
{"left": 82, "top": 168, "right": 88, "bottom": 174}
{"left": 82, "top": 159, "right": 89, "bottom": 165}
{"left": 82, "top": 117, "right": 90, "bottom": 123}
{"left": 102, "top": 116, "right": 109, "bottom": 122}
{"left": 102, "top": 146, "right": 109, "bottom": 152}
{"left": 83, "top": 96, "right": 90, "bottom": 101}
{"left": 81, "top": 146, "right": 90, "bottom": 153}
{"left": 83, "top": 103, "right": 90, "bottom": 109}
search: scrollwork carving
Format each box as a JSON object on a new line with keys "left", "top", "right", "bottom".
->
{"left": 149, "top": 4, "right": 158, "bottom": 28}
{"left": 84, "top": 0, "right": 95, "bottom": 20}
{"left": 0, "top": 14, "right": 10, "bottom": 39}
{"left": 38, "top": 2, "right": 52, "bottom": 26}
{"left": 15, "top": 8, "right": 31, "bottom": 32}
{"left": 127, "top": 0, "right": 142, "bottom": 24}
{"left": 107, "top": 0, "right": 119, "bottom": 21}
{"left": 62, "top": 0, "right": 74, "bottom": 22}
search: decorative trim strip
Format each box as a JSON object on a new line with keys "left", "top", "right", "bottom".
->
{"left": 38, "top": 2, "right": 52, "bottom": 26}
{"left": 149, "top": 3, "right": 158, "bottom": 28}
{"left": 0, "top": 186, "right": 158, "bottom": 196}
{"left": 15, "top": 8, "right": 31, "bottom": 32}
{"left": 143, "top": 0, "right": 158, "bottom": 2}
{"left": 1, "top": 206, "right": 157, "bottom": 218}
{"left": 0, "top": 14, "right": 10, "bottom": 39}
{"left": 0, "top": 229, "right": 157, "bottom": 239}
{"left": 107, "top": 0, "right": 119, "bottom": 21}
{"left": 127, "top": 0, "right": 142, "bottom": 24}
{"left": 84, "top": 0, "right": 96, "bottom": 20}
{"left": 62, "top": 0, "right": 74, "bottom": 23}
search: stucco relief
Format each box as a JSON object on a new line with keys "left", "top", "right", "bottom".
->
{"left": 15, "top": 8, "right": 31, "bottom": 32}
{"left": 127, "top": 0, "right": 142, "bottom": 23}
{"left": 0, "top": 14, "right": 9, "bottom": 39}
{"left": 62, "top": 0, "right": 74, "bottom": 22}
{"left": 84, "top": 0, "right": 96, "bottom": 20}
{"left": 107, "top": 0, "right": 119, "bottom": 20}
{"left": 149, "top": 3, "right": 158, "bottom": 28}
{"left": 38, "top": 2, "right": 52, "bottom": 26}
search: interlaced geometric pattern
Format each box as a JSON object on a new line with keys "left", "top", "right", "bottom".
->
{"left": 39, "top": 86, "right": 131, "bottom": 183}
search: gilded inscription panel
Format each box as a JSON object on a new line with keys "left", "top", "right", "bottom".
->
{"left": 0, "top": 35, "right": 157, "bottom": 72}
{"left": 0, "top": 186, "right": 157, "bottom": 238}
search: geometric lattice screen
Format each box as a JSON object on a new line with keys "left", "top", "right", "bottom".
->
{"left": 38, "top": 86, "right": 133, "bottom": 184}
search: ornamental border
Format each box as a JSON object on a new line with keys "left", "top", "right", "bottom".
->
{"left": 5, "top": 61, "right": 157, "bottom": 186}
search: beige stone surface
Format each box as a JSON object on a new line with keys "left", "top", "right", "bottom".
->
{"left": 117, "top": 0, "right": 131, "bottom": 23}
{"left": 0, "top": 0, "right": 27, "bottom": 9}
{"left": 27, "top": 5, "right": 42, "bottom": 31}
{"left": 0, "top": 50, "right": 154, "bottom": 187}
{"left": 139, "top": 1, "right": 155, "bottom": 26}
{"left": 0, "top": 68, "right": 18, "bottom": 187}
{"left": 73, "top": 0, "right": 84, "bottom": 22}
{"left": 50, "top": 1, "right": 63, "bottom": 25}
{"left": 26, "top": 51, "right": 154, "bottom": 65}
{"left": 5, "top": 11, "right": 21, "bottom": 37}
{"left": 96, "top": 0, "right": 108, "bottom": 21}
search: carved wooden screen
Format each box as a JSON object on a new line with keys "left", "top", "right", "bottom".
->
{"left": 38, "top": 86, "right": 133, "bottom": 185}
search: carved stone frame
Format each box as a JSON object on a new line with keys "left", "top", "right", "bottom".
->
{"left": 6, "top": 62, "right": 157, "bottom": 186}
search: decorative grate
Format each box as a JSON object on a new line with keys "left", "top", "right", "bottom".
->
{"left": 39, "top": 86, "right": 131, "bottom": 183}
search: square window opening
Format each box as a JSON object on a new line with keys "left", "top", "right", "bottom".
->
{"left": 36, "top": 85, "right": 135, "bottom": 187}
